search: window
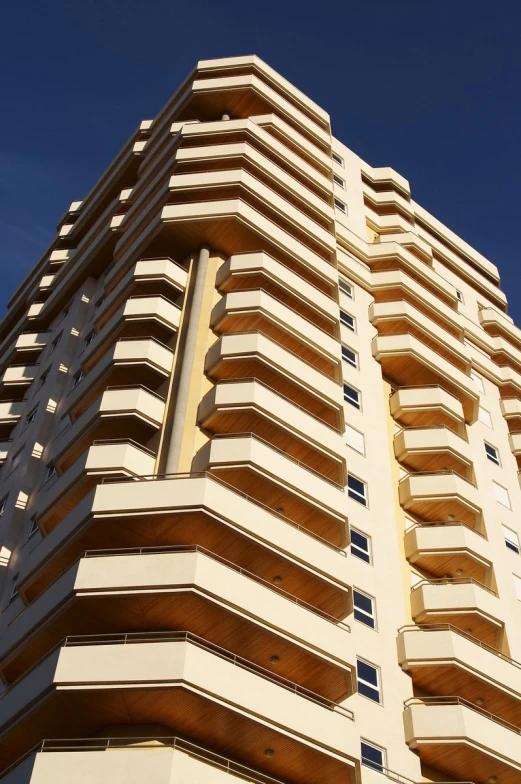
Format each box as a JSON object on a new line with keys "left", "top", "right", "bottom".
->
{"left": 0, "top": 495, "right": 8, "bottom": 517}
{"left": 27, "top": 517, "right": 39, "bottom": 541}
{"left": 50, "top": 333, "right": 62, "bottom": 354}
{"left": 11, "top": 448, "right": 23, "bottom": 473}
{"left": 72, "top": 369, "right": 84, "bottom": 389}
{"left": 8, "top": 574, "right": 19, "bottom": 605}
{"left": 493, "top": 481, "right": 511, "bottom": 509}
{"left": 340, "top": 311, "right": 355, "bottom": 332}
{"left": 36, "top": 369, "right": 49, "bottom": 391}
{"left": 339, "top": 277, "right": 353, "bottom": 299}
{"left": 342, "top": 345, "right": 358, "bottom": 368}
{"left": 503, "top": 525, "right": 520, "bottom": 554}
{"left": 357, "top": 658, "right": 381, "bottom": 703}
{"left": 478, "top": 407, "right": 492, "bottom": 427}
{"left": 348, "top": 474, "right": 367, "bottom": 506}
{"left": 514, "top": 574, "right": 521, "bottom": 602}
{"left": 351, "top": 528, "right": 372, "bottom": 563}
{"left": 62, "top": 305, "right": 70, "bottom": 320}
{"left": 456, "top": 290, "right": 464, "bottom": 304}
{"left": 485, "top": 442, "right": 500, "bottom": 466}
{"left": 471, "top": 371, "right": 485, "bottom": 393}
{"left": 345, "top": 425, "right": 365, "bottom": 454}
{"left": 343, "top": 383, "right": 361, "bottom": 410}
{"left": 334, "top": 198, "right": 346, "bottom": 214}
{"left": 84, "top": 330, "right": 96, "bottom": 347}
{"left": 332, "top": 152, "right": 344, "bottom": 166}
{"left": 94, "top": 296, "right": 105, "bottom": 310}
{"left": 353, "top": 589, "right": 376, "bottom": 629}
{"left": 361, "top": 740, "right": 386, "bottom": 772}
{"left": 23, "top": 407, "right": 38, "bottom": 431}
{"left": 44, "top": 463, "right": 56, "bottom": 483}
{"left": 333, "top": 174, "right": 345, "bottom": 189}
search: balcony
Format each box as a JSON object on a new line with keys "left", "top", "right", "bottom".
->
{"left": 35, "top": 439, "right": 156, "bottom": 533}
{"left": 500, "top": 397, "right": 521, "bottom": 431}
{"left": 404, "top": 522, "right": 491, "bottom": 581}
{"left": 216, "top": 251, "right": 339, "bottom": 334}
{"left": 65, "top": 337, "right": 173, "bottom": 418}
{"left": 394, "top": 426, "right": 472, "bottom": 479}
{"left": 205, "top": 332, "right": 343, "bottom": 429}
{"left": 372, "top": 334, "right": 478, "bottom": 422}
{"left": 14, "top": 332, "right": 48, "bottom": 356}
{"left": 211, "top": 289, "right": 340, "bottom": 379}
{"left": 398, "top": 625, "right": 521, "bottom": 727}
{"left": 2, "top": 547, "right": 353, "bottom": 694}
{"left": 174, "top": 116, "right": 332, "bottom": 198}
{"left": 15, "top": 473, "right": 350, "bottom": 608}
{"left": 198, "top": 379, "right": 346, "bottom": 484}
{"left": 85, "top": 295, "right": 181, "bottom": 367}
{"left": 389, "top": 386, "right": 465, "bottom": 431}
{"left": 159, "top": 199, "right": 337, "bottom": 292}
{"left": 398, "top": 471, "right": 481, "bottom": 527}
{"left": 175, "top": 133, "right": 333, "bottom": 223}
{"left": 100, "top": 257, "right": 187, "bottom": 322}
{"left": 508, "top": 432, "right": 521, "bottom": 467}
{"left": 193, "top": 434, "right": 348, "bottom": 546}
{"left": 189, "top": 68, "right": 331, "bottom": 150}
{"left": 1, "top": 364, "right": 38, "bottom": 398}
{"left": 404, "top": 697, "right": 521, "bottom": 784}
{"left": 0, "top": 633, "right": 358, "bottom": 783}
{"left": 410, "top": 578, "right": 503, "bottom": 647}
{"left": 369, "top": 300, "right": 468, "bottom": 370}
{"left": 0, "top": 399, "right": 25, "bottom": 438}
{"left": 167, "top": 169, "right": 336, "bottom": 259}
{"left": 52, "top": 385, "right": 165, "bottom": 470}
{"left": 1, "top": 736, "right": 328, "bottom": 784}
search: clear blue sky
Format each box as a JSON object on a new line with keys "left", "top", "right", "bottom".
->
{"left": 2, "top": 0, "right": 520, "bottom": 319}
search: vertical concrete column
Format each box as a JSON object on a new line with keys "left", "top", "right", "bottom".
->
{"left": 164, "top": 244, "right": 210, "bottom": 474}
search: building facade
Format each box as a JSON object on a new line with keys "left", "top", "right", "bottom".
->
{"left": 0, "top": 55, "right": 520, "bottom": 784}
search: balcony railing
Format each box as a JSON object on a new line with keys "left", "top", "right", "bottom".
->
{"left": 361, "top": 759, "right": 475, "bottom": 784}
{"left": 398, "top": 623, "right": 520, "bottom": 670}
{"left": 0, "top": 734, "right": 290, "bottom": 784}
{"left": 99, "top": 469, "right": 347, "bottom": 553}
{"left": 404, "top": 519, "right": 486, "bottom": 538}
{"left": 1, "top": 630, "right": 354, "bottom": 719}
{"left": 399, "top": 469, "right": 477, "bottom": 488}
{"left": 410, "top": 577, "right": 497, "bottom": 596}
{"left": 404, "top": 695, "right": 521, "bottom": 736}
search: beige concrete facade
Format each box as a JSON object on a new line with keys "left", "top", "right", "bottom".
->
{"left": 0, "top": 53, "right": 520, "bottom": 784}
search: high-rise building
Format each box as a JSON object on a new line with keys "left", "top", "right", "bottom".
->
{"left": 0, "top": 55, "right": 520, "bottom": 784}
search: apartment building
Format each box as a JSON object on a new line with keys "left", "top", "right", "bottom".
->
{"left": 0, "top": 54, "right": 520, "bottom": 784}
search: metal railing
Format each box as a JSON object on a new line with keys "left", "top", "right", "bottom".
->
{"left": 82, "top": 542, "right": 350, "bottom": 629}
{"left": 404, "top": 696, "right": 521, "bottom": 736}
{"left": 209, "top": 431, "right": 344, "bottom": 488}
{"left": 0, "top": 735, "right": 291, "bottom": 784}
{"left": 100, "top": 469, "right": 346, "bottom": 553}
{"left": 398, "top": 623, "right": 520, "bottom": 670}
{"left": 410, "top": 576, "right": 497, "bottom": 596}
{"left": 404, "top": 518, "right": 485, "bottom": 537}
{"left": 361, "top": 759, "right": 475, "bottom": 784}
{"left": 1, "top": 630, "right": 353, "bottom": 720}
{"left": 398, "top": 469, "right": 477, "bottom": 488}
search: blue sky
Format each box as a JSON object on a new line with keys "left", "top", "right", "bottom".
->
{"left": 2, "top": 0, "right": 520, "bottom": 319}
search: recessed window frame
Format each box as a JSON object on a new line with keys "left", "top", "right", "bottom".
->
{"left": 84, "top": 329, "right": 96, "bottom": 347}
{"left": 356, "top": 658, "right": 382, "bottom": 704}
{"left": 351, "top": 528, "right": 372, "bottom": 563}
{"left": 484, "top": 442, "right": 500, "bottom": 466}
{"left": 471, "top": 370, "right": 485, "bottom": 393}
{"left": 456, "top": 289, "right": 465, "bottom": 304}
{"left": 345, "top": 424, "right": 365, "bottom": 455}
{"left": 361, "top": 740, "right": 386, "bottom": 772}
{"left": 72, "top": 369, "right": 85, "bottom": 390}
{"left": 8, "top": 574, "right": 20, "bottom": 605}
{"left": 334, "top": 198, "right": 347, "bottom": 214}
{"left": 339, "top": 277, "right": 354, "bottom": 299}
{"left": 23, "top": 406, "right": 38, "bottom": 431}
{"left": 343, "top": 383, "right": 361, "bottom": 410}
{"left": 332, "top": 152, "right": 344, "bottom": 167}
{"left": 50, "top": 333, "right": 62, "bottom": 354}
{"left": 493, "top": 480, "right": 511, "bottom": 509}
{"left": 353, "top": 588, "right": 377, "bottom": 629}
{"left": 503, "top": 525, "right": 520, "bottom": 554}
{"left": 340, "top": 311, "right": 356, "bottom": 332}
{"left": 333, "top": 174, "right": 345, "bottom": 189}
{"left": 342, "top": 345, "right": 358, "bottom": 369}
{"left": 348, "top": 473, "right": 368, "bottom": 507}
{"left": 43, "top": 462, "right": 57, "bottom": 484}
{"left": 27, "top": 517, "right": 39, "bottom": 541}
{"left": 36, "top": 368, "right": 49, "bottom": 391}
{"left": 0, "top": 494, "right": 8, "bottom": 517}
